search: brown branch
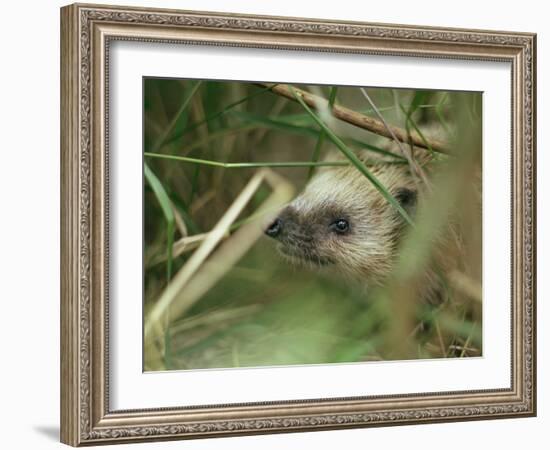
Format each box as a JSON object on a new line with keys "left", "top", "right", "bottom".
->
{"left": 258, "top": 83, "right": 449, "bottom": 154}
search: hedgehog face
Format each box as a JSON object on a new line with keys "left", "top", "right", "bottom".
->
{"left": 264, "top": 203, "right": 350, "bottom": 268}
{"left": 264, "top": 165, "right": 416, "bottom": 284}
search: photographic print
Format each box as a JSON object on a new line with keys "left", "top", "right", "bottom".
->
{"left": 143, "top": 79, "right": 483, "bottom": 372}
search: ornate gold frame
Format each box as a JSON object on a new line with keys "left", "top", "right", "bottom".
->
{"left": 60, "top": 3, "right": 536, "bottom": 446}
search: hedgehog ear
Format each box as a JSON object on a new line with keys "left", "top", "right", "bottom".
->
{"left": 394, "top": 187, "right": 417, "bottom": 217}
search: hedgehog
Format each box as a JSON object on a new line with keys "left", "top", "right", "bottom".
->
{"left": 263, "top": 150, "right": 462, "bottom": 306}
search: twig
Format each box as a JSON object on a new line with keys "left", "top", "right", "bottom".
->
{"left": 258, "top": 83, "right": 449, "bottom": 154}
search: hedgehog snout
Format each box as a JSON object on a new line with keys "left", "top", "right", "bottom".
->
{"left": 265, "top": 217, "right": 283, "bottom": 238}
{"left": 264, "top": 206, "right": 308, "bottom": 242}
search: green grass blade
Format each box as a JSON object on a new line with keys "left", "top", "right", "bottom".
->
{"left": 434, "top": 93, "right": 452, "bottom": 135}
{"left": 353, "top": 141, "right": 407, "bottom": 161}
{"left": 290, "top": 86, "right": 414, "bottom": 227}
{"left": 161, "top": 108, "right": 405, "bottom": 162}
{"left": 144, "top": 162, "right": 175, "bottom": 281}
{"left": 163, "top": 84, "right": 279, "bottom": 147}
{"left": 144, "top": 152, "right": 350, "bottom": 168}
{"left": 399, "top": 104, "right": 435, "bottom": 155}
{"left": 152, "top": 80, "right": 203, "bottom": 152}
{"left": 308, "top": 86, "right": 338, "bottom": 179}
{"left": 170, "top": 197, "right": 201, "bottom": 234}
{"left": 408, "top": 91, "right": 430, "bottom": 117}
{"left": 230, "top": 110, "right": 405, "bottom": 161}
{"left": 229, "top": 111, "right": 320, "bottom": 138}
{"left": 174, "top": 124, "right": 258, "bottom": 155}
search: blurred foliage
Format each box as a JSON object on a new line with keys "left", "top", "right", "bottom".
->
{"left": 143, "top": 78, "right": 482, "bottom": 371}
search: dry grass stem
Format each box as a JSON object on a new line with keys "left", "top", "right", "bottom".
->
{"left": 144, "top": 168, "right": 294, "bottom": 344}
{"left": 170, "top": 305, "right": 261, "bottom": 335}
{"left": 171, "top": 203, "right": 188, "bottom": 237}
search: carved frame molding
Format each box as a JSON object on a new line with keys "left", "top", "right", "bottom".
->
{"left": 60, "top": 3, "right": 536, "bottom": 446}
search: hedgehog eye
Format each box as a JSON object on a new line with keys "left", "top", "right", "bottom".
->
{"left": 329, "top": 219, "right": 350, "bottom": 234}
{"left": 395, "top": 187, "right": 416, "bottom": 208}
{"left": 394, "top": 187, "right": 417, "bottom": 216}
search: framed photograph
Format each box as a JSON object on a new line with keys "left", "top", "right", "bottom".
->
{"left": 60, "top": 3, "right": 536, "bottom": 446}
